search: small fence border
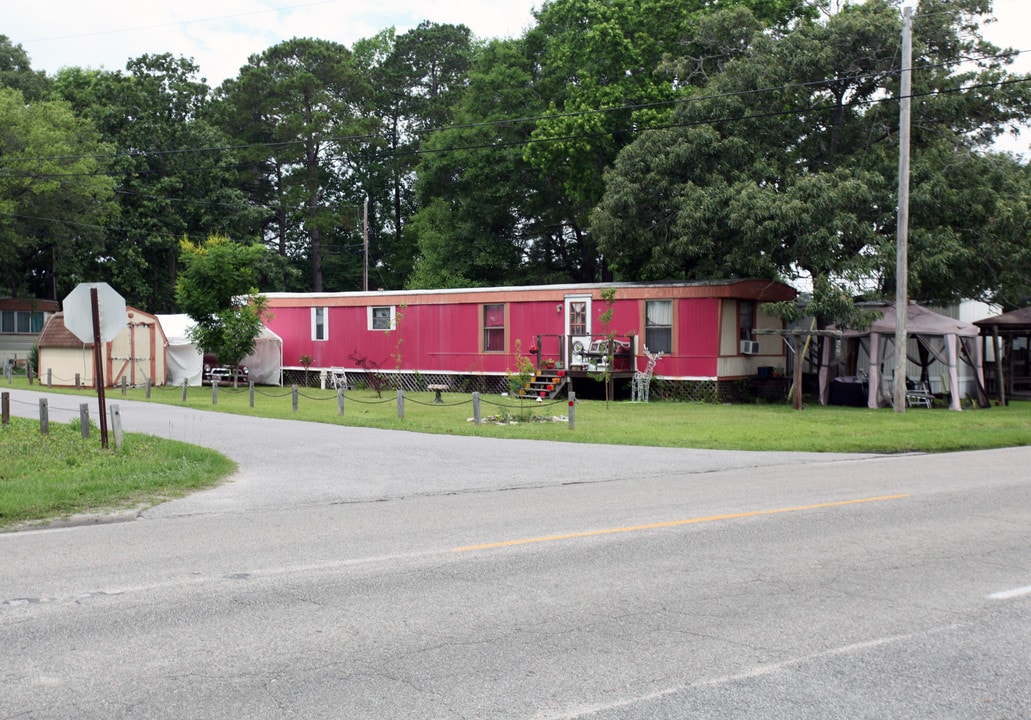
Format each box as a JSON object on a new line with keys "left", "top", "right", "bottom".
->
{"left": 1, "top": 383, "right": 581, "bottom": 436}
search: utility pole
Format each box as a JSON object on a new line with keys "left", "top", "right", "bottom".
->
{"left": 363, "top": 196, "right": 369, "bottom": 292}
{"left": 893, "top": 5, "right": 913, "bottom": 413}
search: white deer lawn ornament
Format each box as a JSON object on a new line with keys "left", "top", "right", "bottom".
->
{"left": 631, "top": 347, "right": 663, "bottom": 402}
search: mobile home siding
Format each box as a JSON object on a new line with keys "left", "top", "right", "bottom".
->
{"left": 264, "top": 281, "right": 794, "bottom": 382}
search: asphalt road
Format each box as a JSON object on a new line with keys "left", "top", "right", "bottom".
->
{"left": 2, "top": 388, "right": 1030, "bottom": 719}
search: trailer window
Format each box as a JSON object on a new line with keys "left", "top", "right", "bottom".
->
{"left": 569, "top": 301, "right": 587, "bottom": 336}
{"left": 311, "top": 307, "right": 328, "bottom": 341}
{"left": 483, "top": 304, "right": 505, "bottom": 352}
{"left": 369, "top": 306, "right": 394, "bottom": 331}
{"left": 0, "top": 311, "right": 45, "bottom": 334}
{"left": 645, "top": 300, "right": 672, "bottom": 354}
{"left": 739, "top": 301, "right": 756, "bottom": 340}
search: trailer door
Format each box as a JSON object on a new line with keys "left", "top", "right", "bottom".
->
{"left": 565, "top": 295, "right": 592, "bottom": 367}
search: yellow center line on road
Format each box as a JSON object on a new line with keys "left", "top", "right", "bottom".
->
{"left": 453, "top": 494, "right": 910, "bottom": 552}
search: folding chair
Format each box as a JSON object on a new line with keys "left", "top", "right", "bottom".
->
{"left": 905, "top": 379, "right": 934, "bottom": 408}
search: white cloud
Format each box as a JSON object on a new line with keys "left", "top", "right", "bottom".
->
{"left": 7, "top": 0, "right": 540, "bottom": 86}
{"left": 976, "top": 0, "right": 1030, "bottom": 156}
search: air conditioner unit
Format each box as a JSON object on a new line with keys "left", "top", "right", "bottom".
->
{"left": 740, "top": 340, "right": 760, "bottom": 355}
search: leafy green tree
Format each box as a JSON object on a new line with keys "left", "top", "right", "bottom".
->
{"left": 524, "top": 0, "right": 815, "bottom": 279}
{"left": 175, "top": 234, "right": 270, "bottom": 382}
{"left": 353, "top": 22, "right": 473, "bottom": 289}
{"left": 210, "top": 38, "right": 376, "bottom": 293}
{"left": 0, "top": 87, "right": 116, "bottom": 299}
{"left": 0, "top": 35, "right": 50, "bottom": 101}
{"left": 52, "top": 56, "right": 255, "bottom": 312}
{"left": 408, "top": 38, "right": 549, "bottom": 288}
{"left": 592, "top": 0, "right": 1031, "bottom": 319}
{"left": 409, "top": 0, "right": 812, "bottom": 287}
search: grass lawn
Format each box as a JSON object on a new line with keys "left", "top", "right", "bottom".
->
{"left": 0, "top": 414, "right": 235, "bottom": 531}
{"left": 8, "top": 375, "right": 1031, "bottom": 453}
{"left": 4, "top": 377, "right": 1029, "bottom": 530}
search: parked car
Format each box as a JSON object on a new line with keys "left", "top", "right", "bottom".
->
{"left": 203, "top": 354, "right": 248, "bottom": 385}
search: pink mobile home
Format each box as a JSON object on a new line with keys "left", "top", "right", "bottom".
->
{"left": 263, "top": 280, "right": 795, "bottom": 399}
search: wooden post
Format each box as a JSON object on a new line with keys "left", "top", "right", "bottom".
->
{"left": 182, "top": 379, "right": 188, "bottom": 402}
{"left": 249, "top": 381, "right": 255, "bottom": 408}
{"left": 755, "top": 328, "right": 842, "bottom": 410}
{"left": 568, "top": 391, "right": 576, "bottom": 430}
{"left": 47, "top": 368, "right": 52, "bottom": 387}
{"left": 292, "top": 384, "right": 299, "bottom": 412}
{"left": 27, "top": 363, "right": 34, "bottom": 385}
{"left": 75, "top": 373, "right": 81, "bottom": 390}
{"left": 1007, "top": 335, "right": 1016, "bottom": 400}
{"left": 212, "top": 382, "right": 218, "bottom": 405}
{"left": 89, "top": 288, "right": 109, "bottom": 449}
{"left": 1, "top": 391, "right": 9, "bottom": 425}
{"left": 145, "top": 378, "right": 151, "bottom": 399}
{"left": 791, "top": 336, "right": 804, "bottom": 410}
{"left": 39, "top": 398, "right": 49, "bottom": 435}
{"left": 110, "top": 404, "right": 123, "bottom": 450}
{"left": 397, "top": 389, "right": 405, "bottom": 418}
{"left": 893, "top": 6, "right": 913, "bottom": 414}
{"left": 121, "top": 376, "right": 127, "bottom": 395}
{"left": 993, "top": 326, "right": 1005, "bottom": 405}
{"left": 80, "top": 403, "right": 90, "bottom": 439}
{"left": 363, "top": 196, "right": 369, "bottom": 292}
{"left": 472, "top": 392, "right": 481, "bottom": 425}
{"left": 337, "top": 387, "right": 344, "bottom": 416}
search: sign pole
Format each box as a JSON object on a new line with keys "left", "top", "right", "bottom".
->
{"left": 91, "top": 288, "right": 110, "bottom": 449}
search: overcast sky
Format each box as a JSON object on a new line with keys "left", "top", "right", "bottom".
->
{"left": 7, "top": 0, "right": 539, "bottom": 86}
{"left": 6, "top": 0, "right": 1029, "bottom": 154}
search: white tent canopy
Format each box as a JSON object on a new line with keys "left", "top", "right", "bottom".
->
{"left": 819, "top": 302, "right": 983, "bottom": 411}
{"left": 157, "top": 314, "right": 283, "bottom": 386}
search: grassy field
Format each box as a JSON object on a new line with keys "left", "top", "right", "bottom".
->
{"left": 4, "top": 377, "right": 1029, "bottom": 530}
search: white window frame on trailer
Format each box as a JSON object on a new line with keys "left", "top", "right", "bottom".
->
{"left": 311, "top": 306, "right": 329, "bottom": 341}
{"left": 368, "top": 306, "right": 396, "bottom": 331}
{"left": 644, "top": 299, "right": 673, "bottom": 354}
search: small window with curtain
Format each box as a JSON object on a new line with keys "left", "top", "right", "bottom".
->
{"left": 483, "top": 304, "right": 505, "bottom": 352}
{"left": 645, "top": 300, "right": 673, "bottom": 354}
{"left": 569, "top": 301, "right": 587, "bottom": 336}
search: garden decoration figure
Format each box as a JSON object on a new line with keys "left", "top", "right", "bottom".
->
{"left": 631, "top": 348, "right": 663, "bottom": 402}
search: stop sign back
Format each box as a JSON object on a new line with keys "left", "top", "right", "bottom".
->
{"left": 62, "top": 282, "right": 127, "bottom": 344}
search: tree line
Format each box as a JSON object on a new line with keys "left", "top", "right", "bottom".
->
{"left": 1, "top": 0, "right": 1029, "bottom": 324}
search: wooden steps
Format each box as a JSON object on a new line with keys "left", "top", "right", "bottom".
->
{"left": 516, "top": 370, "right": 567, "bottom": 400}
